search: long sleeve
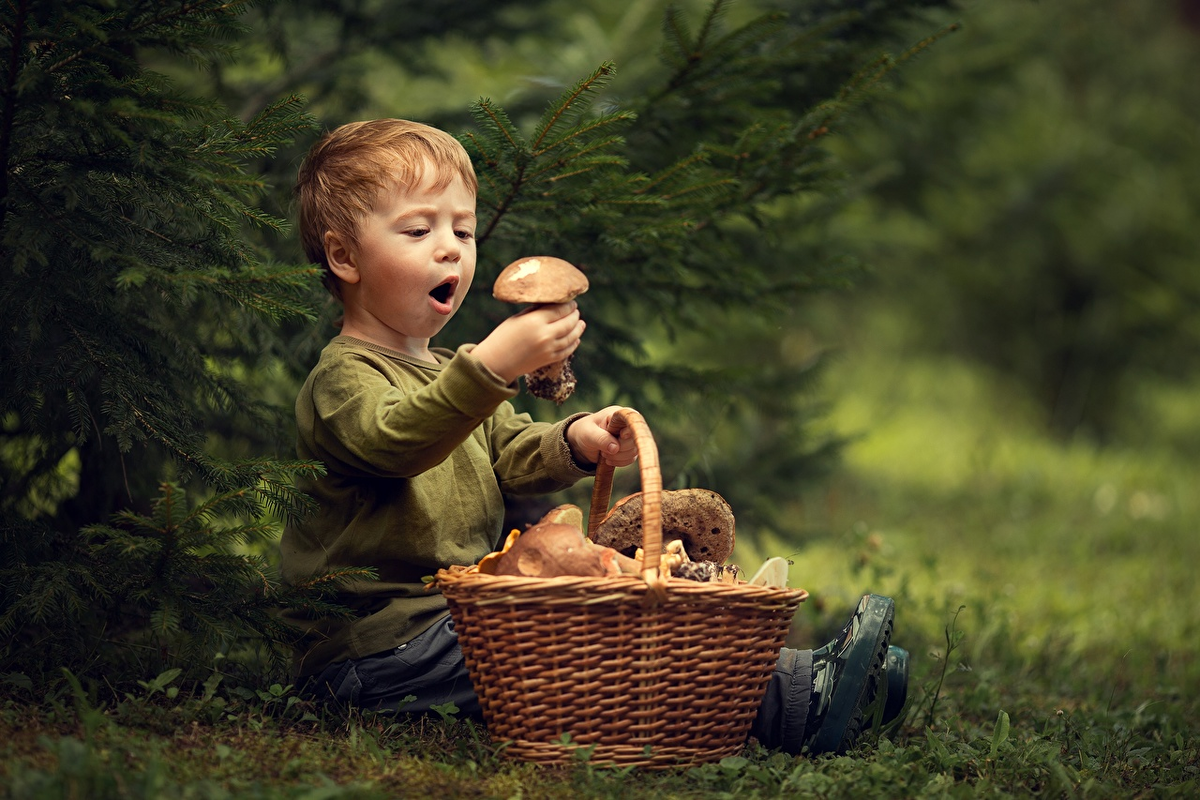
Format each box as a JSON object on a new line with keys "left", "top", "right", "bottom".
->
{"left": 280, "top": 336, "right": 592, "bottom": 678}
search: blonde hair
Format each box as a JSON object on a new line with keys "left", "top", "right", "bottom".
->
{"left": 294, "top": 118, "right": 478, "bottom": 298}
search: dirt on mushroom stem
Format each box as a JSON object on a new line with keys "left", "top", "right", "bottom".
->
{"left": 524, "top": 355, "right": 577, "bottom": 404}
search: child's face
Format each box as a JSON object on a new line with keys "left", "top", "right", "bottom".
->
{"left": 333, "top": 165, "right": 477, "bottom": 356}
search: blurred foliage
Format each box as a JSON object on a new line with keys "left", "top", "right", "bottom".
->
{"left": 829, "top": 0, "right": 1200, "bottom": 442}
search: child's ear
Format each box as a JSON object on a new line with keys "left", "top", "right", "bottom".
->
{"left": 325, "top": 231, "right": 360, "bottom": 284}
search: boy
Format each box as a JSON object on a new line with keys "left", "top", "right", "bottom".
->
{"left": 280, "top": 118, "right": 908, "bottom": 756}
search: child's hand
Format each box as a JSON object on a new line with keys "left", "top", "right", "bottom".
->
{"left": 567, "top": 406, "right": 639, "bottom": 468}
{"left": 472, "top": 302, "right": 584, "bottom": 384}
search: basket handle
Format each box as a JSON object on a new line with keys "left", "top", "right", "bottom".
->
{"left": 586, "top": 408, "right": 666, "bottom": 598}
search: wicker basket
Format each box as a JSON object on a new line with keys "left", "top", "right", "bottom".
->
{"left": 434, "top": 408, "right": 808, "bottom": 768}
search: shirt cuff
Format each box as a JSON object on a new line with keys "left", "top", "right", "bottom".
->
{"left": 545, "top": 412, "right": 597, "bottom": 478}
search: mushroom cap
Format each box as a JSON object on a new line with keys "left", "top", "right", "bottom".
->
{"left": 590, "top": 488, "right": 736, "bottom": 565}
{"left": 535, "top": 503, "right": 585, "bottom": 532}
{"left": 476, "top": 528, "right": 522, "bottom": 575}
{"left": 493, "top": 256, "right": 589, "bottom": 304}
{"left": 491, "top": 522, "right": 611, "bottom": 578}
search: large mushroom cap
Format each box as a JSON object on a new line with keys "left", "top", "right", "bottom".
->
{"left": 535, "top": 503, "right": 585, "bottom": 532}
{"left": 591, "top": 488, "right": 736, "bottom": 565}
{"left": 492, "top": 522, "right": 611, "bottom": 578}
{"left": 493, "top": 256, "right": 589, "bottom": 304}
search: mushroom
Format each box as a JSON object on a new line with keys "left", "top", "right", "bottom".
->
{"left": 476, "top": 528, "right": 522, "bottom": 575}
{"left": 635, "top": 537, "right": 737, "bottom": 583}
{"left": 590, "top": 488, "right": 737, "bottom": 565}
{"left": 490, "top": 522, "right": 628, "bottom": 578}
{"left": 534, "top": 503, "right": 585, "bottom": 532}
{"left": 492, "top": 256, "right": 590, "bottom": 404}
{"left": 746, "top": 556, "right": 790, "bottom": 587}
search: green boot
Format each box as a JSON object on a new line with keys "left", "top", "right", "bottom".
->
{"left": 804, "top": 594, "right": 895, "bottom": 755}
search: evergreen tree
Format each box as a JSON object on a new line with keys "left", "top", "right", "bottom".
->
{"left": 0, "top": 0, "right": 359, "bottom": 684}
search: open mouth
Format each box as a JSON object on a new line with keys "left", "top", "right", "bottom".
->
{"left": 429, "top": 278, "right": 457, "bottom": 304}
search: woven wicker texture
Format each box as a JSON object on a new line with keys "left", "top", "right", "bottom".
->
{"left": 435, "top": 408, "right": 808, "bottom": 768}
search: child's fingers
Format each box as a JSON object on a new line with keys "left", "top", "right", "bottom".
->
{"left": 528, "top": 303, "right": 581, "bottom": 340}
{"left": 597, "top": 414, "right": 637, "bottom": 464}
{"left": 527, "top": 301, "right": 578, "bottom": 321}
{"left": 563, "top": 319, "right": 586, "bottom": 349}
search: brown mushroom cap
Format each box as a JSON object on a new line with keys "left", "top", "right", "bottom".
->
{"left": 535, "top": 504, "right": 585, "bottom": 532}
{"left": 590, "top": 488, "right": 736, "bottom": 565}
{"left": 493, "top": 256, "right": 589, "bottom": 304}
{"left": 492, "top": 522, "right": 611, "bottom": 578}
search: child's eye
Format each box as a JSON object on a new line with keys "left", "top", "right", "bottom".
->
{"left": 406, "top": 228, "right": 430, "bottom": 238}
{"left": 456, "top": 230, "right": 474, "bottom": 241}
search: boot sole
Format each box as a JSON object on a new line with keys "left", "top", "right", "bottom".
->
{"left": 883, "top": 645, "right": 909, "bottom": 725}
{"left": 809, "top": 594, "right": 894, "bottom": 754}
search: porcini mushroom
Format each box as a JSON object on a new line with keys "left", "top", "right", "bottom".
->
{"left": 492, "top": 256, "right": 590, "bottom": 404}
{"left": 534, "top": 503, "right": 585, "bottom": 532}
{"left": 591, "top": 488, "right": 737, "bottom": 565}
{"left": 491, "top": 522, "right": 619, "bottom": 578}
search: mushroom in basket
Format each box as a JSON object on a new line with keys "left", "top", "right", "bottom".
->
{"left": 492, "top": 256, "right": 589, "bottom": 404}
{"left": 478, "top": 522, "right": 638, "bottom": 579}
{"left": 591, "top": 488, "right": 737, "bottom": 564}
{"left": 590, "top": 487, "right": 745, "bottom": 583}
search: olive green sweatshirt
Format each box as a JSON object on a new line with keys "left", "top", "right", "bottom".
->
{"left": 279, "top": 335, "right": 593, "bottom": 679}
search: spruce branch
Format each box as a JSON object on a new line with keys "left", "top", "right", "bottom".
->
{"left": 807, "top": 23, "right": 961, "bottom": 143}
{"left": 468, "top": 100, "right": 531, "bottom": 244}
{"left": 470, "top": 64, "right": 636, "bottom": 248}
{"left": 898, "top": 21, "right": 963, "bottom": 66}
{"left": 47, "top": 479, "right": 345, "bottom": 671}
{"left": 469, "top": 99, "right": 527, "bottom": 157}
{"left": 531, "top": 61, "right": 617, "bottom": 152}
{"left": 660, "top": 3, "right": 698, "bottom": 67}
{"left": 529, "top": 124, "right": 630, "bottom": 177}
{"left": 657, "top": 1, "right": 785, "bottom": 98}
{"left": 42, "top": 0, "right": 254, "bottom": 75}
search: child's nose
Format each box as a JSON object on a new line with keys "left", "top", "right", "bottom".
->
{"left": 435, "top": 230, "right": 462, "bottom": 261}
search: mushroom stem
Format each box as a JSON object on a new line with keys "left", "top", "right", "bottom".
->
{"left": 525, "top": 355, "right": 577, "bottom": 405}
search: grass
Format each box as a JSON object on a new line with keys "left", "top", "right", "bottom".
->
{"left": 3, "top": 329, "right": 1199, "bottom": 798}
